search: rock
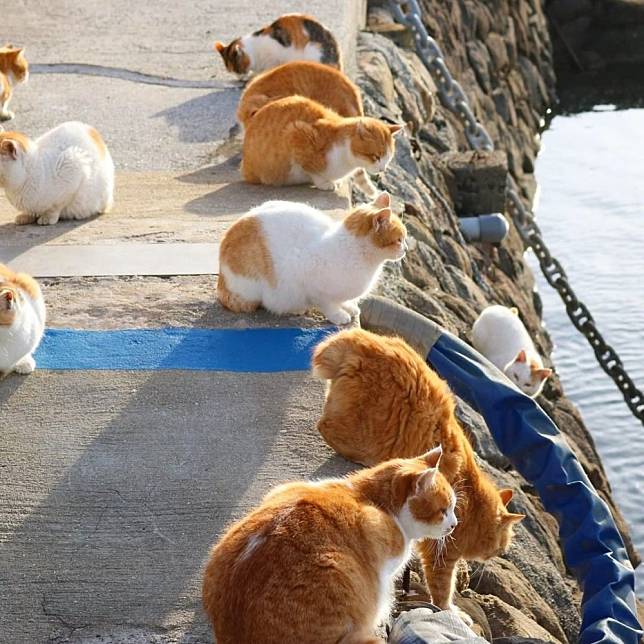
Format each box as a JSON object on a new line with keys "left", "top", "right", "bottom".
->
{"left": 468, "top": 558, "right": 569, "bottom": 643}
{"left": 472, "top": 592, "right": 562, "bottom": 642}
{"left": 487, "top": 33, "right": 511, "bottom": 74}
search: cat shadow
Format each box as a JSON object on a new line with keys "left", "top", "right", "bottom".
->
{"left": 178, "top": 156, "right": 349, "bottom": 217}
{"left": 0, "top": 309, "right": 330, "bottom": 642}
{"left": 310, "top": 453, "right": 362, "bottom": 480}
{"left": 152, "top": 89, "right": 242, "bottom": 144}
{"left": 0, "top": 217, "right": 98, "bottom": 256}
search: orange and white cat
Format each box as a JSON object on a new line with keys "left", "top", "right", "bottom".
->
{"left": 0, "top": 264, "right": 45, "bottom": 376}
{"left": 214, "top": 14, "right": 341, "bottom": 76}
{"left": 0, "top": 121, "right": 115, "bottom": 226}
{"left": 217, "top": 193, "right": 407, "bottom": 325}
{"left": 312, "top": 329, "right": 525, "bottom": 610}
{"left": 203, "top": 447, "right": 457, "bottom": 644}
{"left": 0, "top": 45, "right": 28, "bottom": 122}
{"left": 241, "top": 95, "right": 402, "bottom": 195}
{"left": 472, "top": 305, "right": 552, "bottom": 397}
{"left": 237, "top": 61, "right": 363, "bottom": 128}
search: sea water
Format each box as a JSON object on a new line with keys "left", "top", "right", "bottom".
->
{"left": 530, "top": 107, "right": 644, "bottom": 596}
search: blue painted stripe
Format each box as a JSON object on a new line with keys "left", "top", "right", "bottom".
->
{"left": 34, "top": 327, "right": 336, "bottom": 372}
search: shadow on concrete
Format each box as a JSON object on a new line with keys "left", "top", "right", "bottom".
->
{"left": 0, "top": 310, "right": 330, "bottom": 642}
{"left": 0, "top": 217, "right": 98, "bottom": 254}
{"left": 152, "top": 90, "right": 242, "bottom": 145}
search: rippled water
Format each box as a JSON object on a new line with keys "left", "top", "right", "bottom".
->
{"left": 529, "top": 107, "right": 644, "bottom": 597}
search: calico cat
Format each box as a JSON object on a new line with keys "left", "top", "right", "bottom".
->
{"left": 241, "top": 95, "right": 402, "bottom": 194}
{"left": 0, "top": 121, "right": 115, "bottom": 226}
{"left": 312, "top": 328, "right": 525, "bottom": 610}
{"left": 217, "top": 192, "right": 407, "bottom": 325}
{"left": 237, "top": 61, "right": 363, "bottom": 128}
{"left": 0, "top": 45, "right": 28, "bottom": 122}
{"left": 214, "top": 14, "right": 341, "bottom": 76}
{"left": 203, "top": 447, "right": 457, "bottom": 644}
{"left": 472, "top": 305, "right": 552, "bottom": 397}
{"left": 0, "top": 264, "right": 45, "bottom": 376}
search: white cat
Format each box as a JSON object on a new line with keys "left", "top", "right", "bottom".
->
{"left": 0, "top": 264, "right": 45, "bottom": 376}
{"left": 472, "top": 304, "right": 552, "bottom": 397}
{"left": 217, "top": 192, "right": 407, "bottom": 325}
{"left": 0, "top": 121, "right": 115, "bottom": 226}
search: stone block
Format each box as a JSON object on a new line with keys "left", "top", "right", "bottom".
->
{"left": 438, "top": 150, "right": 508, "bottom": 215}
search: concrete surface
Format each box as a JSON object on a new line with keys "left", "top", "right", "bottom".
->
{"left": 0, "top": 1, "right": 365, "bottom": 642}
{"left": 0, "top": 371, "right": 355, "bottom": 643}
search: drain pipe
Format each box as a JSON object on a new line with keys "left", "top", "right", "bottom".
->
{"left": 458, "top": 213, "right": 509, "bottom": 244}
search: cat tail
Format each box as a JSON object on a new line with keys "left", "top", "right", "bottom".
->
{"left": 237, "top": 94, "right": 270, "bottom": 127}
{"left": 312, "top": 332, "right": 360, "bottom": 380}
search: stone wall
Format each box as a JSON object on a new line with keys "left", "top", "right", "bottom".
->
{"left": 357, "top": 0, "right": 640, "bottom": 640}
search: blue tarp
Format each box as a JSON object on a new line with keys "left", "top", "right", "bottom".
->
{"left": 427, "top": 331, "right": 642, "bottom": 644}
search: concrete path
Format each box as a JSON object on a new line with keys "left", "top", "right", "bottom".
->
{"left": 0, "top": 1, "right": 365, "bottom": 642}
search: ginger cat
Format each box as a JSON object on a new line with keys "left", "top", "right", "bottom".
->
{"left": 312, "top": 328, "right": 525, "bottom": 610}
{"left": 203, "top": 447, "right": 457, "bottom": 644}
{"left": 472, "top": 305, "right": 552, "bottom": 397}
{"left": 217, "top": 192, "right": 407, "bottom": 325}
{"left": 0, "top": 264, "right": 45, "bottom": 376}
{"left": 0, "top": 121, "right": 115, "bottom": 226}
{"left": 0, "top": 45, "right": 29, "bottom": 122}
{"left": 214, "top": 14, "right": 341, "bottom": 76}
{"left": 237, "top": 61, "right": 363, "bottom": 128}
{"left": 241, "top": 95, "right": 402, "bottom": 195}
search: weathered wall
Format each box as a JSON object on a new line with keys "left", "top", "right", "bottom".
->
{"left": 358, "top": 0, "right": 640, "bottom": 640}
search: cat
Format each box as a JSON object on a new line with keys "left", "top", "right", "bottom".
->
{"left": 214, "top": 14, "right": 341, "bottom": 77}
{"left": 0, "top": 121, "right": 115, "bottom": 226}
{"left": 0, "top": 45, "right": 28, "bottom": 122}
{"left": 241, "top": 95, "right": 402, "bottom": 195}
{"left": 471, "top": 305, "right": 552, "bottom": 397}
{"left": 237, "top": 60, "right": 363, "bottom": 128}
{"left": 0, "top": 263, "right": 45, "bottom": 376}
{"left": 217, "top": 192, "right": 407, "bottom": 325}
{"left": 202, "top": 446, "right": 457, "bottom": 644}
{"left": 312, "top": 328, "right": 525, "bottom": 610}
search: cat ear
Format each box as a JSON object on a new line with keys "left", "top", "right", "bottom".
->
{"left": 372, "top": 192, "right": 391, "bottom": 209}
{"left": 499, "top": 488, "right": 513, "bottom": 506}
{"left": 372, "top": 208, "right": 391, "bottom": 231}
{"left": 0, "top": 139, "right": 18, "bottom": 160}
{"left": 515, "top": 349, "right": 527, "bottom": 363}
{"left": 214, "top": 41, "right": 226, "bottom": 54}
{"left": 503, "top": 512, "right": 526, "bottom": 524}
{"left": 535, "top": 368, "right": 552, "bottom": 380}
{"left": 421, "top": 445, "right": 442, "bottom": 469}
{"left": 388, "top": 124, "right": 404, "bottom": 136}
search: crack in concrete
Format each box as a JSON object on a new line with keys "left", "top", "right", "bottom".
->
{"left": 31, "top": 63, "right": 242, "bottom": 90}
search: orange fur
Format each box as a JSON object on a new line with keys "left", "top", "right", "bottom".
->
{"left": 88, "top": 127, "right": 107, "bottom": 160}
{"left": 0, "top": 131, "right": 31, "bottom": 158}
{"left": 217, "top": 216, "right": 276, "bottom": 313}
{"left": 312, "top": 329, "right": 525, "bottom": 608}
{"left": 241, "top": 96, "right": 397, "bottom": 186}
{"left": 203, "top": 452, "right": 454, "bottom": 644}
{"left": 0, "top": 46, "right": 28, "bottom": 121}
{"left": 0, "top": 263, "right": 41, "bottom": 326}
{"left": 237, "top": 61, "right": 363, "bottom": 127}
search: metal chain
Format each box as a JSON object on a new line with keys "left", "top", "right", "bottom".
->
{"left": 388, "top": 0, "right": 644, "bottom": 424}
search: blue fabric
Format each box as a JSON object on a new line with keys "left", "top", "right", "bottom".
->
{"left": 34, "top": 327, "right": 336, "bottom": 372}
{"left": 427, "top": 332, "right": 642, "bottom": 644}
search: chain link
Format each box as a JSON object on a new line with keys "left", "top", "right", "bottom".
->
{"left": 388, "top": 0, "right": 644, "bottom": 424}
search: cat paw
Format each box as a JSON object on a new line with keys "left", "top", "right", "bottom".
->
{"left": 0, "top": 110, "right": 14, "bottom": 122}
{"left": 341, "top": 301, "right": 361, "bottom": 317}
{"left": 37, "top": 212, "right": 61, "bottom": 226}
{"left": 324, "top": 308, "right": 352, "bottom": 325}
{"left": 312, "top": 178, "right": 335, "bottom": 191}
{"left": 14, "top": 355, "right": 35, "bottom": 375}
{"left": 15, "top": 212, "right": 37, "bottom": 225}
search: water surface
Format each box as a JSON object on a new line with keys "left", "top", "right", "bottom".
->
{"left": 531, "top": 107, "right": 644, "bottom": 596}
